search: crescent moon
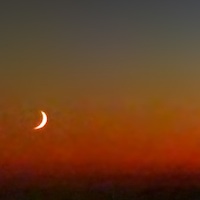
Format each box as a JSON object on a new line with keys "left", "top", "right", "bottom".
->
{"left": 34, "top": 111, "right": 48, "bottom": 130}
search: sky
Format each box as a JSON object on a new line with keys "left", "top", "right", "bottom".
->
{"left": 1, "top": 1, "right": 200, "bottom": 185}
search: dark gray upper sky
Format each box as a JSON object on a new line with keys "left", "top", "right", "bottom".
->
{"left": 1, "top": 1, "right": 200, "bottom": 108}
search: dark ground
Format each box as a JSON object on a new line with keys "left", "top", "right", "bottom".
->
{"left": 1, "top": 186, "right": 200, "bottom": 200}
{"left": 1, "top": 172, "right": 200, "bottom": 199}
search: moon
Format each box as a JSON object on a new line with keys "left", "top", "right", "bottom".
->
{"left": 34, "top": 111, "right": 48, "bottom": 130}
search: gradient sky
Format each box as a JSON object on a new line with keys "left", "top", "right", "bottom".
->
{"left": 1, "top": 1, "right": 200, "bottom": 183}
